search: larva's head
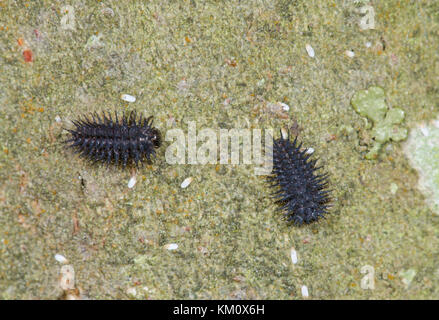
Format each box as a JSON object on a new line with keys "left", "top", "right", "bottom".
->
{"left": 137, "top": 126, "right": 161, "bottom": 161}
{"left": 149, "top": 128, "right": 162, "bottom": 148}
{"left": 140, "top": 122, "right": 162, "bottom": 150}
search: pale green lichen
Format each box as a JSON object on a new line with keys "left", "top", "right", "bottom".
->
{"left": 404, "top": 120, "right": 439, "bottom": 215}
{"left": 351, "top": 86, "right": 408, "bottom": 159}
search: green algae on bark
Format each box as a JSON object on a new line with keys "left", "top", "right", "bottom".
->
{"left": 1, "top": 0, "right": 439, "bottom": 300}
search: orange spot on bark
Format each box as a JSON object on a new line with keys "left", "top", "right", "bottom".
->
{"left": 17, "top": 38, "right": 24, "bottom": 46}
{"left": 23, "top": 49, "right": 33, "bottom": 62}
{"left": 226, "top": 59, "right": 237, "bottom": 67}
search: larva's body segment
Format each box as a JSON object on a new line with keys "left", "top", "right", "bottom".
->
{"left": 65, "top": 111, "right": 161, "bottom": 167}
{"left": 268, "top": 132, "right": 332, "bottom": 225}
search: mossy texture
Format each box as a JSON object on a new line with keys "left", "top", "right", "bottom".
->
{"left": 1, "top": 0, "right": 439, "bottom": 299}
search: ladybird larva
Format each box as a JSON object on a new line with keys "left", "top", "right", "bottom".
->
{"left": 64, "top": 111, "right": 161, "bottom": 167}
{"left": 268, "top": 131, "right": 332, "bottom": 225}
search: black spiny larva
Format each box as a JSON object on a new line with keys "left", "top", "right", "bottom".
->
{"left": 268, "top": 132, "right": 332, "bottom": 225}
{"left": 65, "top": 111, "right": 161, "bottom": 167}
